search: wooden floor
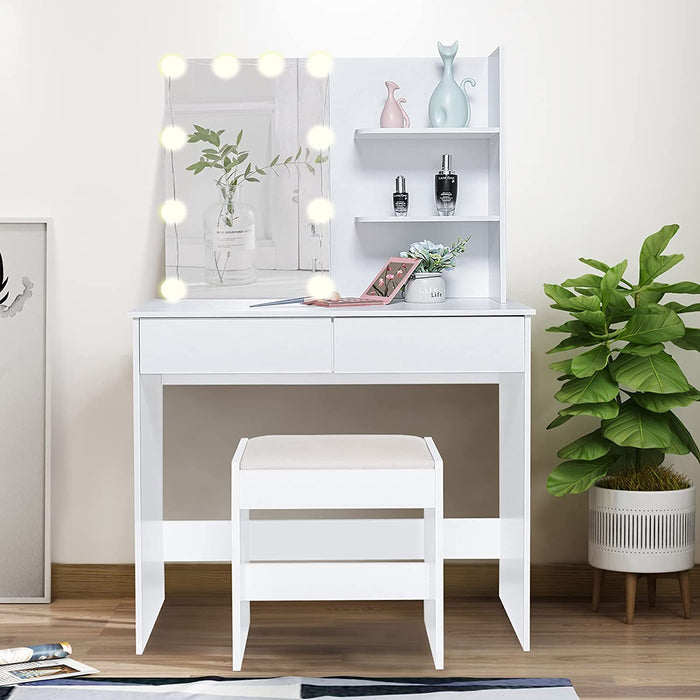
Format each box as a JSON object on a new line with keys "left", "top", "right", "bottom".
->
{"left": 1, "top": 594, "right": 699, "bottom": 699}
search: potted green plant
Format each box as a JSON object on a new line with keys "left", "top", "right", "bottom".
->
{"left": 186, "top": 125, "right": 327, "bottom": 286}
{"left": 544, "top": 225, "right": 699, "bottom": 574}
{"left": 400, "top": 238, "right": 469, "bottom": 303}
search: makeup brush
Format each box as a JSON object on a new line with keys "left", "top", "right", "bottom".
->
{"left": 250, "top": 291, "right": 340, "bottom": 308}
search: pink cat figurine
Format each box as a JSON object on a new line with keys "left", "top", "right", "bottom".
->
{"left": 380, "top": 81, "right": 411, "bottom": 128}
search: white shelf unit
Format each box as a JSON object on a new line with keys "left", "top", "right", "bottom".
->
{"left": 330, "top": 50, "right": 505, "bottom": 302}
{"left": 354, "top": 127, "right": 500, "bottom": 140}
{"left": 355, "top": 216, "right": 500, "bottom": 224}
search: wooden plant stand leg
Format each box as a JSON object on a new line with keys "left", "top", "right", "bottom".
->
{"left": 678, "top": 570, "right": 692, "bottom": 619}
{"left": 592, "top": 567, "right": 605, "bottom": 612}
{"left": 647, "top": 574, "right": 656, "bottom": 608}
{"left": 625, "top": 573, "right": 638, "bottom": 624}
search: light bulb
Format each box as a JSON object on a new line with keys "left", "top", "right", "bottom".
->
{"left": 160, "top": 199, "right": 187, "bottom": 224}
{"left": 159, "top": 54, "right": 187, "bottom": 79}
{"left": 306, "top": 125, "right": 334, "bottom": 150}
{"left": 306, "top": 52, "right": 334, "bottom": 78}
{"left": 212, "top": 54, "right": 240, "bottom": 79}
{"left": 160, "top": 277, "right": 187, "bottom": 302}
{"left": 307, "top": 198, "right": 334, "bottom": 224}
{"left": 306, "top": 274, "right": 335, "bottom": 299}
{"left": 160, "top": 125, "right": 187, "bottom": 151}
{"left": 257, "top": 52, "right": 285, "bottom": 78}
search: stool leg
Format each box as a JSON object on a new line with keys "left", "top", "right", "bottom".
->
{"left": 232, "top": 506, "right": 251, "bottom": 670}
{"left": 625, "top": 573, "right": 637, "bottom": 624}
{"left": 592, "top": 567, "right": 605, "bottom": 612}
{"left": 232, "top": 443, "right": 251, "bottom": 671}
{"left": 647, "top": 575, "right": 656, "bottom": 608}
{"left": 678, "top": 571, "right": 691, "bottom": 619}
{"left": 423, "top": 506, "right": 443, "bottom": 669}
{"left": 423, "top": 438, "right": 444, "bottom": 670}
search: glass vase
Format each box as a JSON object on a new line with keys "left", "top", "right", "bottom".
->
{"left": 204, "top": 189, "right": 256, "bottom": 286}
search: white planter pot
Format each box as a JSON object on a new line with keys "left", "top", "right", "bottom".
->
{"left": 404, "top": 272, "right": 446, "bottom": 303}
{"left": 588, "top": 485, "right": 696, "bottom": 573}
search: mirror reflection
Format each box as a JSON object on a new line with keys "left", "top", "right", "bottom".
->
{"left": 163, "top": 58, "right": 330, "bottom": 298}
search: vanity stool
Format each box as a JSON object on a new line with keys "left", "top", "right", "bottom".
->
{"left": 231, "top": 434, "right": 444, "bottom": 670}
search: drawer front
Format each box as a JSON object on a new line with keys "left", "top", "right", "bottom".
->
{"left": 334, "top": 316, "right": 525, "bottom": 373}
{"left": 139, "top": 319, "right": 333, "bottom": 374}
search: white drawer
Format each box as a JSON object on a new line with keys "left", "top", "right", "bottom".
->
{"left": 139, "top": 319, "right": 333, "bottom": 374}
{"left": 334, "top": 316, "right": 525, "bottom": 373}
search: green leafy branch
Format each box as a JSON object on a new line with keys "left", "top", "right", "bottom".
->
{"left": 186, "top": 125, "right": 328, "bottom": 199}
{"left": 544, "top": 224, "right": 700, "bottom": 496}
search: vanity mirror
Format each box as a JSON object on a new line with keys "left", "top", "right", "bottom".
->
{"left": 162, "top": 57, "right": 330, "bottom": 298}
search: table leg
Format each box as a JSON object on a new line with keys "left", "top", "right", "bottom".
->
{"left": 592, "top": 567, "right": 605, "bottom": 612}
{"left": 498, "top": 319, "right": 531, "bottom": 651}
{"left": 133, "top": 323, "right": 165, "bottom": 654}
{"left": 678, "top": 571, "right": 691, "bottom": 619}
{"left": 647, "top": 574, "right": 656, "bottom": 608}
{"left": 625, "top": 573, "right": 637, "bottom": 624}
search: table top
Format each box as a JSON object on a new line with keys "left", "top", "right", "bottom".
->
{"left": 129, "top": 298, "right": 536, "bottom": 319}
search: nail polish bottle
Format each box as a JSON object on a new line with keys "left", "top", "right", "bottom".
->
{"left": 435, "top": 154, "right": 458, "bottom": 216}
{"left": 393, "top": 175, "right": 409, "bottom": 217}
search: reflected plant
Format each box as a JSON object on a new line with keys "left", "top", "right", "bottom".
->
{"left": 186, "top": 125, "right": 327, "bottom": 226}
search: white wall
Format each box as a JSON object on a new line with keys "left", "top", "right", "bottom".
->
{"left": 1, "top": 0, "right": 698, "bottom": 564}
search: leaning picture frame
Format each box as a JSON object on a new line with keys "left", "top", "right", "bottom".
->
{"left": 0, "top": 218, "right": 51, "bottom": 602}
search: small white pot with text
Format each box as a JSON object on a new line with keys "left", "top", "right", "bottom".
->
{"left": 404, "top": 273, "right": 446, "bottom": 304}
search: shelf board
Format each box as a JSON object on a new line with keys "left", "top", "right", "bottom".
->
{"left": 355, "top": 216, "right": 499, "bottom": 225}
{"left": 354, "top": 127, "right": 499, "bottom": 141}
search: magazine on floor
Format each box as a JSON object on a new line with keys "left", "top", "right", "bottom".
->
{"left": 0, "top": 643, "right": 98, "bottom": 686}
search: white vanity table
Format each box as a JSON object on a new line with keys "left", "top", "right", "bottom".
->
{"left": 130, "top": 297, "right": 534, "bottom": 655}
{"left": 136, "top": 46, "right": 535, "bottom": 658}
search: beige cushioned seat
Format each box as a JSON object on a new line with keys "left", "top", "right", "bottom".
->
{"left": 240, "top": 434, "right": 434, "bottom": 470}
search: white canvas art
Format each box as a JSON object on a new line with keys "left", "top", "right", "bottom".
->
{"left": 163, "top": 58, "right": 330, "bottom": 299}
{"left": 0, "top": 220, "right": 50, "bottom": 601}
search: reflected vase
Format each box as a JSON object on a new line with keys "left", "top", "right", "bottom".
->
{"left": 204, "top": 190, "right": 256, "bottom": 286}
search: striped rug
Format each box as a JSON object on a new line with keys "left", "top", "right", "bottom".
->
{"left": 3, "top": 675, "right": 578, "bottom": 699}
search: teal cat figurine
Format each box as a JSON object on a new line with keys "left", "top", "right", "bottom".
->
{"left": 428, "top": 41, "right": 476, "bottom": 128}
